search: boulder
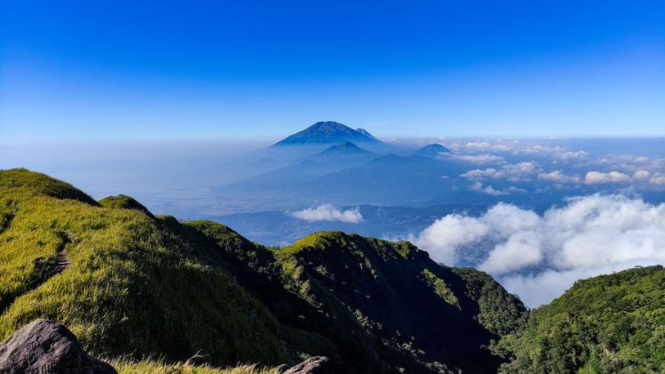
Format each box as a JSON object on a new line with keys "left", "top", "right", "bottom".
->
{"left": 0, "top": 319, "right": 117, "bottom": 374}
{"left": 276, "top": 364, "right": 290, "bottom": 373}
{"left": 283, "top": 356, "right": 332, "bottom": 374}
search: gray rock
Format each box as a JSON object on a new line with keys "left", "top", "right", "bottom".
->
{"left": 283, "top": 356, "right": 332, "bottom": 374}
{"left": 0, "top": 319, "right": 117, "bottom": 374}
{"left": 276, "top": 364, "right": 290, "bottom": 373}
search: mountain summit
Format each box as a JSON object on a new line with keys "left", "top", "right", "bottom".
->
{"left": 319, "top": 141, "right": 374, "bottom": 156}
{"left": 311, "top": 141, "right": 378, "bottom": 163}
{"left": 414, "top": 143, "right": 451, "bottom": 158}
{"left": 273, "top": 121, "right": 379, "bottom": 146}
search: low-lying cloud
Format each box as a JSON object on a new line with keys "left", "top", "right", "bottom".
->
{"left": 537, "top": 170, "right": 581, "bottom": 183}
{"left": 412, "top": 195, "right": 665, "bottom": 307}
{"left": 461, "top": 162, "right": 539, "bottom": 182}
{"left": 448, "top": 153, "right": 506, "bottom": 164}
{"left": 584, "top": 170, "right": 631, "bottom": 184}
{"left": 291, "top": 204, "right": 363, "bottom": 223}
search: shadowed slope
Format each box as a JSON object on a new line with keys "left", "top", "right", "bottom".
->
{"left": 184, "top": 222, "right": 526, "bottom": 373}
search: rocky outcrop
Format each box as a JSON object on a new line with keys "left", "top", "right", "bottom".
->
{"left": 283, "top": 356, "right": 332, "bottom": 374}
{"left": 0, "top": 319, "right": 117, "bottom": 374}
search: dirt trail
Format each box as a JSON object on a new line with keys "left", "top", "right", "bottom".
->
{"left": 0, "top": 234, "right": 73, "bottom": 315}
{"left": 55, "top": 249, "right": 72, "bottom": 273}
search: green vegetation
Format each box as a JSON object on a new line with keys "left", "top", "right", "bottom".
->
{"left": 271, "top": 230, "right": 525, "bottom": 373}
{"left": 99, "top": 194, "right": 155, "bottom": 218}
{"left": 0, "top": 169, "right": 286, "bottom": 367}
{"left": 17, "top": 168, "right": 663, "bottom": 373}
{"left": 109, "top": 359, "right": 278, "bottom": 374}
{"left": 422, "top": 268, "right": 459, "bottom": 308}
{"left": 0, "top": 168, "right": 98, "bottom": 205}
{"left": 451, "top": 267, "right": 527, "bottom": 337}
{"left": 0, "top": 169, "right": 527, "bottom": 373}
{"left": 500, "top": 266, "right": 665, "bottom": 373}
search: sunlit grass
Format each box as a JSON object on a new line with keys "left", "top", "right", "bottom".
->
{"left": 0, "top": 168, "right": 287, "bottom": 367}
{"left": 109, "top": 358, "right": 279, "bottom": 374}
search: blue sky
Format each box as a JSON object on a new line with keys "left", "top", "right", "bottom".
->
{"left": 1, "top": 0, "right": 664, "bottom": 141}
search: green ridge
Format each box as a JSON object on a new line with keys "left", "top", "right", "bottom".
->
{"left": 0, "top": 169, "right": 527, "bottom": 373}
{"left": 0, "top": 169, "right": 287, "bottom": 367}
{"left": 500, "top": 266, "right": 665, "bottom": 373}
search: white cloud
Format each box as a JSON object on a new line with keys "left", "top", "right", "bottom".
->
{"left": 291, "top": 204, "right": 363, "bottom": 223}
{"left": 471, "top": 182, "right": 509, "bottom": 196}
{"left": 462, "top": 140, "right": 573, "bottom": 156}
{"left": 520, "top": 144, "right": 563, "bottom": 154}
{"left": 469, "top": 182, "right": 526, "bottom": 196}
{"left": 464, "top": 141, "right": 513, "bottom": 152}
{"left": 412, "top": 195, "right": 665, "bottom": 307}
{"left": 557, "top": 151, "right": 589, "bottom": 160}
{"left": 584, "top": 170, "right": 631, "bottom": 184}
{"left": 461, "top": 168, "right": 498, "bottom": 179}
{"left": 633, "top": 170, "right": 651, "bottom": 181}
{"left": 410, "top": 214, "right": 489, "bottom": 264}
{"left": 480, "top": 231, "right": 543, "bottom": 274}
{"left": 650, "top": 172, "right": 665, "bottom": 185}
{"left": 537, "top": 170, "right": 581, "bottom": 183}
{"left": 457, "top": 139, "right": 590, "bottom": 160}
{"left": 412, "top": 203, "right": 540, "bottom": 263}
{"left": 461, "top": 162, "right": 539, "bottom": 182}
{"left": 601, "top": 154, "right": 650, "bottom": 163}
{"left": 448, "top": 154, "right": 506, "bottom": 164}
{"left": 506, "top": 186, "right": 528, "bottom": 193}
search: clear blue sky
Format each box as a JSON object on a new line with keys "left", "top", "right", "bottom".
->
{"left": 1, "top": 0, "right": 664, "bottom": 141}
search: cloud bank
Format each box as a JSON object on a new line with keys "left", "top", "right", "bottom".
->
{"left": 584, "top": 170, "right": 631, "bottom": 184}
{"left": 291, "top": 204, "right": 363, "bottom": 223}
{"left": 461, "top": 162, "right": 539, "bottom": 182}
{"left": 412, "top": 195, "right": 665, "bottom": 307}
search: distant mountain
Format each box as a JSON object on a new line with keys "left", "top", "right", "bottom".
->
{"left": 414, "top": 143, "right": 451, "bottom": 158}
{"left": 225, "top": 143, "right": 377, "bottom": 193}
{"left": 312, "top": 141, "right": 378, "bottom": 162}
{"left": 356, "top": 128, "right": 379, "bottom": 141}
{"left": 273, "top": 121, "right": 380, "bottom": 146}
{"left": 221, "top": 152, "right": 470, "bottom": 209}
{"left": 320, "top": 141, "right": 374, "bottom": 156}
{"left": 309, "top": 154, "right": 466, "bottom": 204}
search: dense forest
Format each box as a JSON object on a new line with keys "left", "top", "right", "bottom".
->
{"left": 499, "top": 265, "right": 665, "bottom": 373}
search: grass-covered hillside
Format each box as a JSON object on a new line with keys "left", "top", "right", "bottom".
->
{"left": 500, "top": 265, "right": 665, "bottom": 373}
{"left": 0, "top": 169, "right": 526, "bottom": 373}
{"left": 0, "top": 168, "right": 288, "bottom": 367}
{"left": 170, "top": 224, "right": 527, "bottom": 373}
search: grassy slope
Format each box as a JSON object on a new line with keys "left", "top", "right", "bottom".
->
{"left": 185, "top": 223, "right": 526, "bottom": 373}
{"left": 0, "top": 169, "right": 286, "bottom": 367}
{"left": 0, "top": 169, "right": 526, "bottom": 373}
{"left": 280, "top": 232, "right": 525, "bottom": 373}
{"left": 500, "top": 265, "right": 665, "bottom": 373}
{"left": 110, "top": 360, "right": 277, "bottom": 374}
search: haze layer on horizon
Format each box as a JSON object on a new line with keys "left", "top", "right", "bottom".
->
{"left": 1, "top": 0, "right": 664, "bottom": 141}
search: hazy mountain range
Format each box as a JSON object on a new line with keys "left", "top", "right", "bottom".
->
{"left": 1, "top": 122, "right": 663, "bottom": 310}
